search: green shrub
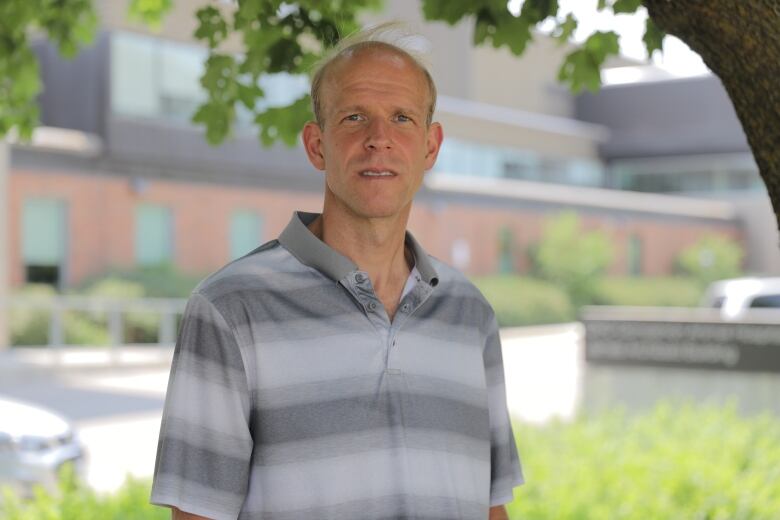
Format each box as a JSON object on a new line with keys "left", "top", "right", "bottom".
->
{"left": 676, "top": 235, "right": 744, "bottom": 287}
{"left": 594, "top": 277, "right": 704, "bottom": 307}
{"left": 506, "top": 401, "right": 780, "bottom": 519}
{"left": 10, "top": 285, "right": 109, "bottom": 346}
{"left": 0, "top": 467, "right": 167, "bottom": 520}
{"left": 77, "top": 263, "right": 203, "bottom": 298}
{"left": 82, "top": 279, "right": 159, "bottom": 343}
{"left": 471, "top": 275, "right": 574, "bottom": 326}
{"left": 531, "top": 212, "right": 614, "bottom": 308}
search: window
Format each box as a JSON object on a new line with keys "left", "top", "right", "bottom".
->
{"left": 230, "top": 211, "right": 263, "bottom": 260}
{"left": 627, "top": 235, "right": 643, "bottom": 276}
{"left": 110, "top": 31, "right": 309, "bottom": 126}
{"left": 22, "top": 198, "right": 67, "bottom": 287}
{"left": 750, "top": 294, "right": 780, "bottom": 309}
{"left": 135, "top": 204, "right": 173, "bottom": 266}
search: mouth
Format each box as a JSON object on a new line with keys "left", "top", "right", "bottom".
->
{"left": 359, "top": 168, "right": 397, "bottom": 178}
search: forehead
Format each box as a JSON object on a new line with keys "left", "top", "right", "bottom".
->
{"left": 321, "top": 47, "right": 430, "bottom": 114}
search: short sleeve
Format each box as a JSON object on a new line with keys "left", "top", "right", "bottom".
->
{"left": 151, "top": 292, "right": 254, "bottom": 520}
{"left": 483, "top": 310, "right": 525, "bottom": 506}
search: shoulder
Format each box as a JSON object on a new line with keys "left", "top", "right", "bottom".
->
{"left": 426, "top": 255, "right": 497, "bottom": 323}
{"left": 189, "top": 238, "right": 299, "bottom": 308}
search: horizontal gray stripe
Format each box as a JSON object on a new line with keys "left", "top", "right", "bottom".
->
{"left": 242, "top": 448, "right": 489, "bottom": 513}
{"left": 239, "top": 494, "right": 486, "bottom": 520}
{"left": 253, "top": 372, "right": 487, "bottom": 410}
{"left": 254, "top": 427, "right": 489, "bottom": 466}
{"left": 251, "top": 392, "right": 490, "bottom": 444}
{"left": 162, "top": 415, "right": 253, "bottom": 460}
{"left": 176, "top": 293, "right": 246, "bottom": 372}
{"left": 175, "top": 351, "right": 247, "bottom": 393}
{"left": 155, "top": 437, "right": 250, "bottom": 494}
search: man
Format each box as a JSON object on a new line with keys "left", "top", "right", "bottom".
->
{"left": 151, "top": 23, "right": 523, "bottom": 520}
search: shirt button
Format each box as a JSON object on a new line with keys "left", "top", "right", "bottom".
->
{"left": 401, "top": 303, "right": 411, "bottom": 312}
{"left": 355, "top": 273, "right": 365, "bottom": 283}
{"left": 367, "top": 301, "right": 377, "bottom": 311}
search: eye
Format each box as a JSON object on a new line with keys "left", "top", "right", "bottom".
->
{"left": 395, "top": 114, "right": 412, "bottom": 123}
{"left": 343, "top": 114, "right": 363, "bottom": 122}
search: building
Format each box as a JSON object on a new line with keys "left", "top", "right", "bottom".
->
{"left": 5, "top": 0, "right": 752, "bottom": 292}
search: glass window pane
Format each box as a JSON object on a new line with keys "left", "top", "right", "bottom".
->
{"left": 22, "top": 198, "right": 66, "bottom": 264}
{"left": 230, "top": 211, "right": 263, "bottom": 260}
{"left": 135, "top": 204, "right": 172, "bottom": 265}
{"left": 111, "top": 32, "right": 159, "bottom": 118}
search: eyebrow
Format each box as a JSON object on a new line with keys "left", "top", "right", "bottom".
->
{"left": 335, "top": 105, "right": 422, "bottom": 116}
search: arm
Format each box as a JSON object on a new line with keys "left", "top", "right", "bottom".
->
{"left": 172, "top": 506, "right": 212, "bottom": 519}
{"left": 489, "top": 505, "right": 509, "bottom": 520}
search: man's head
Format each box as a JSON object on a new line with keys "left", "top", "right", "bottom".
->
{"left": 310, "top": 23, "right": 438, "bottom": 129}
{"left": 302, "top": 23, "right": 444, "bottom": 221}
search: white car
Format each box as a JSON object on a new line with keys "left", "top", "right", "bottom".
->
{"left": 0, "top": 396, "right": 85, "bottom": 497}
{"left": 702, "top": 277, "right": 780, "bottom": 320}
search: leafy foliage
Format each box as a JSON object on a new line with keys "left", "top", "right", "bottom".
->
{"left": 128, "top": 0, "right": 173, "bottom": 28}
{"left": 0, "top": 467, "right": 168, "bottom": 520}
{"left": 471, "top": 275, "right": 574, "bottom": 326}
{"left": 676, "top": 234, "right": 744, "bottom": 286}
{"left": 191, "top": 0, "right": 381, "bottom": 145}
{"left": 507, "top": 402, "right": 780, "bottom": 519}
{"left": 594, "top": 276, "right": 704, "bottom": 307}
{"left": 531, "top": 212, "right": 614, "bottom": 307}
{"left": 0, "top": 0, "right": 670, "bottom": 145}
{"left": 0, "top": 0, "right": 97, "bottom": 140}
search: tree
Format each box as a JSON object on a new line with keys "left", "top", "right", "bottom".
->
{"left": 531, "top": 211, "right": 614, "bottom": 308}
{"left": 676, "top": 234, "right": 744, "bottom": 287}
{"left": 2, "top": 1, "right": 779, "bottom": 232}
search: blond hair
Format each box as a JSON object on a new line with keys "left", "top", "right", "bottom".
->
{"left": 310, "top": 21, "right": 437, "bottom": 128}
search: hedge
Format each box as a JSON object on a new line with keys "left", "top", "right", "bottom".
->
{"left": 507, "top": 401, "right": 780, "bottom": 519}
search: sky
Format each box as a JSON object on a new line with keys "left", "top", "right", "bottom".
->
{"left": 507, "top": 0, "right": 711, "bottom": 83}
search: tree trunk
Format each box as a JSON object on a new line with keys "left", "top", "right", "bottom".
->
{"left": 643, "top": 0, "right": 780, "bottom": 237}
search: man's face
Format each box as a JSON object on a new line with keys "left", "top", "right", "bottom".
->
{"left": 302, "top": 48, "right": 443, "bottom": 221}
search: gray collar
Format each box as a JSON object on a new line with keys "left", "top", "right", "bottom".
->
{"left": 278, "top": 211, "right": 439, "bottom": 287}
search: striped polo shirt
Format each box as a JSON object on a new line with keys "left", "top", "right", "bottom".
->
{"left": 151, "top": 211, "right": 524, "bottom": 520}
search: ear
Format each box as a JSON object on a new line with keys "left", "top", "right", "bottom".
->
{"left": 423, "top": 121, "right": 444, "bottom": 171}
{"left": 302, "top": 121, "right": 326, "bottom": 171}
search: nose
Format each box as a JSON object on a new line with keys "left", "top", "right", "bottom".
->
{"left": 364, "top": 118, "right": 392, "bottom": 151}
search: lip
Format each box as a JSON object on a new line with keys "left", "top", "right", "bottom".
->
{"left": 357, "top": 167, "right": 398, "bottom": 178}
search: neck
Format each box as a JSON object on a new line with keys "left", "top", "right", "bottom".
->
{"left": 306, "top": 205, "right": 413, "bottom": 294}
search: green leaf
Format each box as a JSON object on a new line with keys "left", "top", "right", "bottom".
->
{"left": 612, "top": 0, "right": 643, "bottom": 14}
{"left": 520, "top": 0, "right": 560, "bottom": 24}
{"left": 128, "top": 0, "right": 173, "bottom": 28}
{"left": 237, "top": 83, "right": 264, "bottom": 111}
{"left": 643, "top": 17, "right": 666, "bottom": 58}
{"left": 194, "top": 6, "right": 229, "bottom": 49}
{"left": 597, "top": 0, "right": 609, "bottom": 10}
{"left": 254, "top": 95, "right": 313, "bottom": 147}
{"left": 558, "top": 32, "right": 619, "bottom": 93}
{"left": 192, "top": 100, "right": 235, "bottom": 145}
{"left": 553, "top": 13, "right": 578, "bottom": 43}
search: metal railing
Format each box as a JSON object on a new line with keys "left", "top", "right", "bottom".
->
{"left": 5, "top": 295, "right": 188, "bottom": 348}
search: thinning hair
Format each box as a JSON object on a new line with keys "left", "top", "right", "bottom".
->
{"left": 310, "top": 22, "right": 437, "bottom": 128}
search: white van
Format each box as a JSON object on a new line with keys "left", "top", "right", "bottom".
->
{"left": 702, "top": 277, "right": 780, "bottom": 320}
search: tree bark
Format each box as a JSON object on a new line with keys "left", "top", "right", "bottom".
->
{"left": 643, "top": 0, "right": 780, "bottom": 237}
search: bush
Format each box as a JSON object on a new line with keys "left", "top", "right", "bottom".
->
{"left": 0, "top": 468, "right": 168, "bottom": 520}
{"left": 506, "top": 402, "right": 780, "bottom": 519}
{"left": 10, "top": 285, "right": 109, "bottom": 346}
{"left": 471, "top": 275, "right": 574, "bottom": 326}
{"left": 593, "top": 277, "right": 704, "bottom": 307}
{"left": 531, "top": 212, "right": 614, "bottom": 308}
{"left": 77, "top": 263, "right": 204, "bottom": 298}
{"left": 676, "top": 235, "right": 744, "bottom": 286}
{"left": 82, "top": 279, "right": 160, "bottom": 343}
